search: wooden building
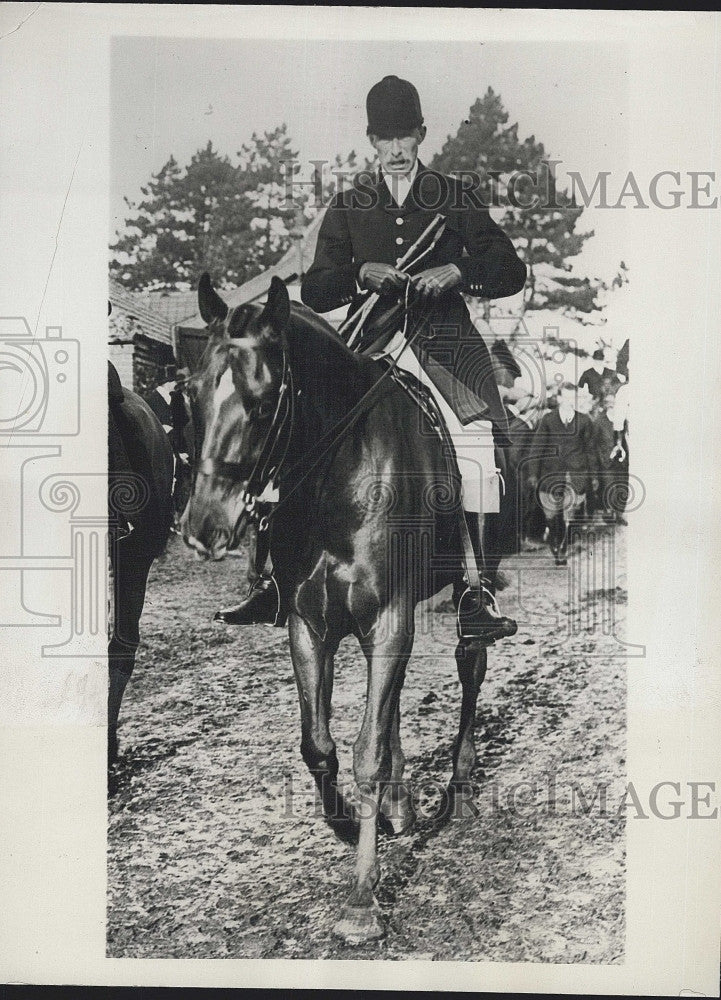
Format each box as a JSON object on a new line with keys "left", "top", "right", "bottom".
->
{"left": 108, "top": 279, "right": 177, "bottom": 394}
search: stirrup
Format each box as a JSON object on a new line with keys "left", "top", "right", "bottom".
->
{"left": 215, "top": 575, "right": 286, "bottom": 627}
{"left": 455, "top": 585, "right": 517, "bottom": 644}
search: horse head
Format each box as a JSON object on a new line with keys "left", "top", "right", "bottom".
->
{"left": 181, "top": 273, "right": 291, "bottom": 560}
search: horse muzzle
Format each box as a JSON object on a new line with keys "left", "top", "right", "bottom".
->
{"left": 183, "top": 532, "right": 229, "bottom": 561}
{"left": 180, "top": 502, "right": 231, "bottom": 561}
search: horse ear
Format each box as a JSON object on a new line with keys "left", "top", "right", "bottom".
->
{"left": 198, "top": 273, "right": 228, "bottom": 325}
{"left": 258, "top": 276, "right": 291, "bottom": 342}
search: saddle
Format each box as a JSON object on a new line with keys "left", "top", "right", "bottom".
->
{"left": 382, "top": 359, "right": 451, "bottom": 448}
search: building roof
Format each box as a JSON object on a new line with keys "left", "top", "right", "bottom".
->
{"left": 134, "top": 289, "right": 200, "bottom": 326}
{"left": 179, "top": 209, "right": 328, "bottom": 331}
{"left": 108, "top": 279, "right": 174, "bottom": 346}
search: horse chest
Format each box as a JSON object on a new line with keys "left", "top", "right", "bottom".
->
{"left": 292, "top": 548, "right": 381, "bottom": 642}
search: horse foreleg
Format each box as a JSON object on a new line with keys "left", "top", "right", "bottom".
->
{"left": 335, "top": 608, "right": 413, "bottom": 943}
{"left": 288, "top": 613, "right": 356, "bottom": 841}
{"left": 451, "top": 639, "right": 488, "bottom": 786}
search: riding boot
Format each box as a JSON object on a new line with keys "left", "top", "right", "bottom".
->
{"left": 215, "top": 504, "right": 287, "bottom": 626}
{"left": 454, "top": 511, "right": 518, "bottom": 644}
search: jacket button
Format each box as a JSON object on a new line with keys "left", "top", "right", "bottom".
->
{"left": 396, "top": 257, "right": 403, "bottom": 265}
{"left": 395, "top": 236, "right": 403, "bottom": 245}
{"left": 396, "top": 217, "right": 404, "bottom": 225}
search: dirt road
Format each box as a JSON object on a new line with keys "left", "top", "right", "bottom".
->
{"left": 108, "top": 526, "right": 627, "bottom": 961}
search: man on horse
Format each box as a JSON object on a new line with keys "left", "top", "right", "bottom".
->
{"left": 217, "top": 74, "right": 526, "bottom": 638}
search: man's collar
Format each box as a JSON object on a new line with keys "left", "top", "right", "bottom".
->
{"left": 376, "top": 161, "right": 433, "bottom": 212}
{"left": 382, "top": 161, "right": 419, "bottom": 207}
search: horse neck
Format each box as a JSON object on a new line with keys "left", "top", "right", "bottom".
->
{"left": 285, "top": 308, "right": 377, "bottom": 448}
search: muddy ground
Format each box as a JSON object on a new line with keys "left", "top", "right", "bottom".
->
{"left": 108, "top": 524, "right": 627, "bottom": 962}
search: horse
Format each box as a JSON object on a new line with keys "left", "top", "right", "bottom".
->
{"left": 108, "top": 360, "right": 175, "bottom": 765}
{"left": 181, "top": 274, "right": 499, "bottom": 944}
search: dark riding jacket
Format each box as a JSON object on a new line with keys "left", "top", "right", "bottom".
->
{"left": 300, "top": 163, "right": 527, "bottom": 445}
{"left": 527, "top": 409, "right": 602, "bottom": 495}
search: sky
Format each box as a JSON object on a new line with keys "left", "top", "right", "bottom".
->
{"left": 111, "top": 36, "right": 631, "bottom": 283}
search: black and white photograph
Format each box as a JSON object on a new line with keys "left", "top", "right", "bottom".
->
{"left": 1, "top": 5, "right": 720, "bottom": 993}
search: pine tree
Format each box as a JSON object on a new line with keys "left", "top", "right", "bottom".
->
{"left": 431, "top": 88, "right": 604, "bottom": 320}
{"left": 110, "top": 127, "right": 312, "bottom": 291}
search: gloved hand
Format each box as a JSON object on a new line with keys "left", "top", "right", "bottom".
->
{"left": 411, "top": 263, "right": 462, "bottom": 299}
{"left": 358, "top": 262, "right": 409, "bottom": 295}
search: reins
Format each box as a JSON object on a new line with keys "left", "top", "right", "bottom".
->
{"left": 341, "top": 213, "right": 446, "bottom": 350}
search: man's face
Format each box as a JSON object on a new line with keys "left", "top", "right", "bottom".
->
{"left": 370, "top": 126, "right": 425, "bottom": 175}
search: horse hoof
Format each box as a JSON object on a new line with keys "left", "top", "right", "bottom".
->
{"left": 325, "top": 814, "right": 359, "bottom": 846}
{"left": 379, "top": 798, "right": 416, "bottom": 837}
{"left": 379, "top": 811, "right": 415, "bottom": 837}
{"left": 334, "top": 901, "right": 385, "bottom": 944}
